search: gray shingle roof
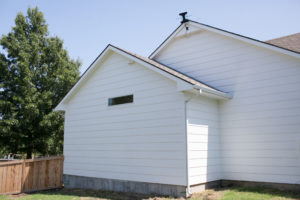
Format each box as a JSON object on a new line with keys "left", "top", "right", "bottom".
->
{"left": 266, "top": 33, "right": 300, "bottom": 53}
{"left": 111, "top": 45, "right": 222, "bottom": 92}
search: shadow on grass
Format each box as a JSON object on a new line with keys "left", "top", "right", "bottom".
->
{"left": 219, "top": 185, "right": 300, "bottom": 200}
{"left": 30, "top": 188, "right": 176, "bottom": 200}
{"left": 14, "top": 186, "right": 300, "bottom": 200}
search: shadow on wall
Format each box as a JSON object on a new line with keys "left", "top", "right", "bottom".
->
{"left": 186, "top": 96, "right": 221, "bottom": 189}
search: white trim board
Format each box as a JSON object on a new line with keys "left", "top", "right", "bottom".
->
{"left": 149, "top": 21, "right": 300, "bottom": 60}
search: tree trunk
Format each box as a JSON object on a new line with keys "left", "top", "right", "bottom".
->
{"left": 26, "top": 132, "right": 33, "bottom": 159}
{"left": 26, "top": 148, "right": 32, "bottom": 159}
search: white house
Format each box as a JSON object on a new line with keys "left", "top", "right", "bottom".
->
{"left": 55, "top": 16, "right": 300, "bottom": 197}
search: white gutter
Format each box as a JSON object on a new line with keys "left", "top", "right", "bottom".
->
{"left": 193, "top": 85, "right": 233, "bottom": 100}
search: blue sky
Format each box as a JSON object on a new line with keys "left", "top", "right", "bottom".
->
{"left": 1, "top": 0, "right": 300, "bottom": 73}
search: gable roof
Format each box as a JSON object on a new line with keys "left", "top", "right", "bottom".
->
{"left": 55, "top": 44, "right": 231, "bottom": 110}
{"left": 149, "top": 20, "right": 300, "bottom": 59}
{"left": 266, "top": 33, "right": 300, "bottom": 53}
{"left": 113, "top": 45, "right": 219, "bottom": 91}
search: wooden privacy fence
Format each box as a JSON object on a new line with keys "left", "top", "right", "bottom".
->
{"left": 0, "top": 156, "right": 63, "bottom": 195}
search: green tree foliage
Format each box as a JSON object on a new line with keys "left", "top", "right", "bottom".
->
{"left": 0, "top": 7, "right": 80, "bottom": 158}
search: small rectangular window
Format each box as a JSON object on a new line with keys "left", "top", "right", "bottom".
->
{"left": 108, "top": 95, "right": 133, "bottom": 106}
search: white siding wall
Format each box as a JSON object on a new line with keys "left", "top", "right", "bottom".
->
{"left": 154, "top": 29, "right": 300, "bottom": 184}
{"left": 64, "top": 52, "right": 187, "bottom": 186}
{"left": 186, "top": 95, "right": 221, "bottom": 185}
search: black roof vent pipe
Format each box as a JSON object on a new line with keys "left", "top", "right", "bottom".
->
{"left": 179, "top": 12, "right": 189, "bottom": 23}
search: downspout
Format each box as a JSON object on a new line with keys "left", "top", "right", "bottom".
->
{"left": 184, "top": 97, "right": 192, "bottom": 196}
{"left": 184, "top": 89, "right": 202, "bottom": 196}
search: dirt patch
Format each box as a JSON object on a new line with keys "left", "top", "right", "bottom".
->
{"left": 6, "top": 193, "right": 28, "bottom": 199}
{"left": 190, "top": 189, "right": 225, "bottom": 200}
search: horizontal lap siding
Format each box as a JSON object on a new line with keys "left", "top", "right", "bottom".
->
{"left": 154, "top": 29, "right": 300, "bottom": 184}
{"left": 186, "top": 96, "right": 221, "bottom": 185}
{"left": 64, "top": 53, "right": 186, "bottom": 186}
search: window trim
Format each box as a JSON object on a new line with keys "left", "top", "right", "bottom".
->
{"left": 108, "top": 94, "right": 134, "bottom": 106}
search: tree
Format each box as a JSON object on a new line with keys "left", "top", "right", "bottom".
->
{"left": 0, "top": 7, "right": 80, "bottom": 158}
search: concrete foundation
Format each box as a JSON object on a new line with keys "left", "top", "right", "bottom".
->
{"left": 63, "top": 175, "right": 300, "bottom": 197}
{"left": 63, "top": 174, "right": 187, "bottom": 197}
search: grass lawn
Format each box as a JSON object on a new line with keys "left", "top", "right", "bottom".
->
{"left": 0, "top": 186, "right": 300, "bottom": 200}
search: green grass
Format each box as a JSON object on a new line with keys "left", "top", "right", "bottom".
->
{"left": 0, "top": 196, "right": 8, "bottom": 200}
{"left": 7, "top": 193, "right": 78, "bottom": 200}
{"left": 1, "top": 186, "right": 300, "bottom": 200}
{"left": 220, "top": 187, "right": 300, "bottom": 200}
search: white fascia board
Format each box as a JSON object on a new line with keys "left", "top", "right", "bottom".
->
{"left": 149, "top": 24, "right": 185, "bottom": 59}
{"left": 111, "top": 46, "right": 193, "bottom": 88}
{"left": 178, "top": 84, "right": 232, "bottom": 100}
{"left": 193, "top": 85, "right": 232, "bottom": 100}
{"left": 54, "top": 45, "right": 114, "bottom": 111}
{"left": 177, "top": 81, "right": 194, "bottom": 91}
{"left": 54, "top": 103, "right": 66, "bottom": 111}
{"left": 150, "top": 21, "right": 300, "bottom": 60}
{"left": 189, "top": 22, "right": 300, "bottom": 59}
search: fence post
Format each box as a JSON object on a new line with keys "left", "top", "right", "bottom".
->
{"left": 60, "top": 156, "right": 64, "bottom": 186}
{"left": 19, "top": 159, "right": 25, "bottom": 193}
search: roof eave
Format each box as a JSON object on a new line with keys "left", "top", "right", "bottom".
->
{"left": 149, "top": 23, "right": 185, "bottom": 59}
{"left": 181, "top": 84, "right": 232, "bottom": 100}
{"left": 55, "top": 44, "right": 225, "bottom": 111}
{"left": 54, "top": 45, "right": 114, "bottom": 111}
{"left": 194, "top": 85, "right": 232, "bottom": 100}
{"left": 54, "top": 103, "right": 66, "bottom": 111}
{"left": 189, "top": 21, "right": 300, "bottom": 59}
